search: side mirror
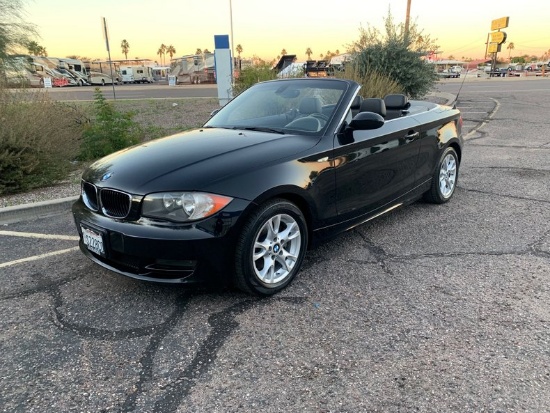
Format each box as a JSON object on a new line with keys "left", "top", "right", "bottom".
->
{"left": 348, "top": 112, "right": 385, "bottom": 130}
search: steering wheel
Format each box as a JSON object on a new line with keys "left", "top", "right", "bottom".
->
{"left": 286, "top": 108, "right": 299, "bottom": 121}
{"left": 310, "top": 113, "right": 329, "bottom": 121}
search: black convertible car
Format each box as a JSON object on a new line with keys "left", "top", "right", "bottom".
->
{"left": 73, "top": 78, "right": 463, "bottom": 295}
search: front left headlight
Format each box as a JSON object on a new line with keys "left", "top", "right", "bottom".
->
{"left": 142, "top": 192, "right": 233, "bottom": 222}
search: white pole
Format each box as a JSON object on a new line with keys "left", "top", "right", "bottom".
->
{"left": 229, "top": 0, "right": 234, "bottom": 84}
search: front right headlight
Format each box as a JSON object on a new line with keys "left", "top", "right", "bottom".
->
{"left": 142, "top": 192, "right": 233, "bottom": 222}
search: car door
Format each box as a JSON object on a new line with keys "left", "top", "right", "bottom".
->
{"left": 332, "top": 116, "right": 422, "bottom": 220}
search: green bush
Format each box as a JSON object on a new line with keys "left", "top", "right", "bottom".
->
{"left": 348, "top": 12, "right": 439, "bottom": 98}
{"left": 0, "top": 87, "right": 83, "bottom": 194}
{"left": 79, "top": 88, "right": 143, "bottom": 160}
{"left": 232, "top": 63, "right": 278, "bottom": 96}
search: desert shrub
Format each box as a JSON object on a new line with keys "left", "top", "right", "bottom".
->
{"left": 0, "top": 86, "right": 83, "bottom": 194}
{"left": 79, "top": 88, "right": 143, "bottom": 160}
{"left": 334, "top": 64, "right": 402, "bottom": 98}
{"left": 232, "top": 63, "right": 278, "bottom": 96}
{"left": 348, "top": 11, "right": 439, "bottom": 98}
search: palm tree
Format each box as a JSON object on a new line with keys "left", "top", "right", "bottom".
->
{"left": 158, "top": 43, "right": 167, "bottom": 65}
{"left": 27, "top": 41, "right": 40, "bottom": 55}
{"left": 166, "top": 45, "right": 176, "bottom": 63}
{"left": 305, "top": 47, "right": 312, "bottom": 60}
{"left": 157, "top": 47, "right": 164, "bottom": 65}
{"left": 195, "top": 48, "right": 202, "bottom": 55}
{"left": 236, "top": 44, "right": 243, "bottom": 58}
{"left": 281, "top": 48, "right": 287, "bottom": 56}
{"left": 121, "top": 39, "right": 130, "bottom": 60}
{"left": 507, "top": 42, "right": 515, "bottom": 61}
{"left": 203, "top": 48, "right": 211, "bottom": 53}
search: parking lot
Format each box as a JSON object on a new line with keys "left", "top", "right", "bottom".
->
{"left": 1, "top": 79, "right": 549, "bottom": 412}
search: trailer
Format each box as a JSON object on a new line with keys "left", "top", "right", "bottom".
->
{"left": 170, "top": 53, "right": 215, "bottom": 84}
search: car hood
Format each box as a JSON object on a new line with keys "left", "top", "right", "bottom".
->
{"left": 83, "top": 128, "right": 319, "bottom": 195}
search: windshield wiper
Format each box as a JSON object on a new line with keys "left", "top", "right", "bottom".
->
{"left": 235, "top": 126, "right": 285, "bottom": 135}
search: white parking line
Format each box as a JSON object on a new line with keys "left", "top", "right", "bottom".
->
{"left": 0, "top": 247, "right": 80, "bottom": 268}
{"left": 0, "top": 230, "right": 79, "bottom": 241}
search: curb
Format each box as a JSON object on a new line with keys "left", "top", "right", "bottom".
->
{"left": 0, "top": 196, "right": 78, "bottom": 225}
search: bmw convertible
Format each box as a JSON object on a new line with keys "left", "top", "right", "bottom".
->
{"left": 73, "top": 78, "right": 463, "bottom": 295}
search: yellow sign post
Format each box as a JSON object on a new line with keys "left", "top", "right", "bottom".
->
{"left": 491, "top": 17, "right": 509, "bottom": 31}
{"left": 490, "top": 31, "right": 507, "bottom": 44}
{"left": 487, "top": 43, "right": 500, "bottom": 54}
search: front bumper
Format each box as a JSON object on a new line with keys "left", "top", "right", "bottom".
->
{"left": 72, "top": 197, "right": 251, "bottom": 284}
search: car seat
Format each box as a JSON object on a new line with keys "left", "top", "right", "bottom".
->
{"left": 359, "top": 98, "right": 386, "bottom": 118}
{"left": 383, "top": 94, "right": 410, "bottom": 120}
{"left": 299, "top": 97, "right": 322, "bottom": 116}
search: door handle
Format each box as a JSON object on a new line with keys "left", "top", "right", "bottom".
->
{"left": 405, "top": 131, "right": 420, "bottom": 141}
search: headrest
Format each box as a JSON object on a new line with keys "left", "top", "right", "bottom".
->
{"left": 359, "top": 98, "right": 386, "bottom": 117}
{"left": 384, "top": 94, "right": 409, "bottom": 109}
{"left": 299, "top": 97, "right": 322, "bottom": 114}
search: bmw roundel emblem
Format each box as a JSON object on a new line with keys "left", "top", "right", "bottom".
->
{"left": 101, "top": 172, "right": 113, "bottom": 182}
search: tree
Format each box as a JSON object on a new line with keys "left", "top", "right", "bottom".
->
{"left": 166, "top": 45, "right": 176, "bottom": 62}
{"left": 36, "top": 45, "right": 47, "bottom": 56}
{"left": 121, "top": 39, "right": 130, "bottom": 60}
{"left": 281, "top": 48, "right": 287, "bottom": 56}
{"left": 305, "top": 47, "right": 312, "bottom": 60}
{"left": 195, "top": 48, "right": 202, "bottom": 55}
{"left": 236, "top": 44, "right": 243, "bottom": 58}
{"left": 159, "top": 43, "right": 166, "bottom": 65}
{"left": 203, "top": 48, "right": 211, "bottom": 54}
{"left": 156, "top": 47, "right": 164, "bottom": 65}
{"left": 27, "top": 40, "right": 40, "bottom": 54}
{"left": 507, "top": 42, "right": 515, "bottom": 61}
{"left": 0, "top": 0, "right": 38, "bottom": 61}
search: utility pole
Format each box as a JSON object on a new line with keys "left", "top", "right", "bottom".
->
{"left": 405, "top": 0, "right": 412, "bottom": 40}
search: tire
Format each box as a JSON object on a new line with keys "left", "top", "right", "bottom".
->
{"left": 424, "top": 147, "right": 459, "bottom": 203}
{"left": 234, "top": 199, "right": 308, "bottom": 295}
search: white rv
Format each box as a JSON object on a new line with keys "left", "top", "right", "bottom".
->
{"left": 120, "top": 66, "right": 154, "bottom": 83}
{"left": 58, "top": 58, "right": 90, "bottom": 86}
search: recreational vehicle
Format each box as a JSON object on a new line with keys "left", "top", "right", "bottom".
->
{"left": 170, "top": 53, "right": 215, "bottom": 84}
{"left": 121, "top": 66, "right": 154, "bottom": 83}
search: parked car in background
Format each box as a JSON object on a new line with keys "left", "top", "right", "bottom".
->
{"left": 89, "top": 71, "right": 118, "bottom": 85}
{"left": 73, "top": 78, "right": 463, "bottom": 295}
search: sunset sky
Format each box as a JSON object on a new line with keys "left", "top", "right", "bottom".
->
{"left": 23, "top": 0, "right": 549, "bottom": 63}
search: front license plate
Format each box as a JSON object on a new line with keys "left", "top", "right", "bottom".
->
{"left": 81, "top": 225, "right": 105, "bottom": 257}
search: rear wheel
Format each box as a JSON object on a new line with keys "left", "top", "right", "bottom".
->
{"left": 234, "top": 199, "right": 308, "bottom": 295}
{"left": 424, "top": 147, "right": 459, "bottom": 203}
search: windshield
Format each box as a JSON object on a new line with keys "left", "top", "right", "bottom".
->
{"left": 205, "top": 79, "right": 348, "bottom": 134}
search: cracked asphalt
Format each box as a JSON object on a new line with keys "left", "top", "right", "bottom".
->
{"left": 1, "top": 79, "right": 549, "bottom": 412}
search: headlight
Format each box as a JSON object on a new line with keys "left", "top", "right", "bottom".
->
{"left": 142, "top": 192, "right": 233, "bottom": 222}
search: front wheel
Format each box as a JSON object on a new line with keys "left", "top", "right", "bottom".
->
{"left": 234, "top": 199, "right": 308, "bottom": 295}
{"left": 424, "top": 147, "right": 459, "bottom": 203}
